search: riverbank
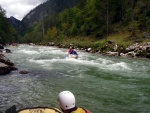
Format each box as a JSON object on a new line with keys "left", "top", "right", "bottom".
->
{"left": 48, "top": 41, "right": 150, "bottom": 59}
{"left": 38, "top": 32, "right": 150, "bottom": 59}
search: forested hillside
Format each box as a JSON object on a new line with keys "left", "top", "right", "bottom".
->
{"left": 22, "top": 0, "right": 78, "bottom": 27}
{"left": 20, "top": 0, "right": 150, "bottom": 47}
{"left": 0, "top": 6, "right": 18, "bottom": 44}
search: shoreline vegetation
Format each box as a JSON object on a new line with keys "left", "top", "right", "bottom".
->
{"left": 36, "top": 31, "right": 150, "bottom": 59}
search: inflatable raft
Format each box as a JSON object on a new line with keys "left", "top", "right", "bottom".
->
{"left": 68, "top": 54, "right": 78, "bottom": 59}
{"left": 5, "top": 106, "right": 62, "bottom": 113}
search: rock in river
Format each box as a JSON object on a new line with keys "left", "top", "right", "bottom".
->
{"left": 0, "top": 53, "right": 17, "bottom": 75}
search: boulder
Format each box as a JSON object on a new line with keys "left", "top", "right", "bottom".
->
{"left": 19, "top": 70, "right": 29, "bottom": 74}
{"left": 0, "top": 53, "right": 18, "bottom": 75}
{"left": 86, "top": 48, "right": 92, "bottom": 52}
{"left": 143, "top": 42, "right": 150, "bottom": 47}
{"left": 0, "top": 53, "right": 14, "bottom": 66}
{"left": 120, "top": 53, "right": 127, "bottom": 57}
{"left": 48, "top": 42, "right": 55, "bottom": 46}
{"left": 0, "top": 62, "right": 11, "bottom": 75}
{"left": 29, "top": 43, "right": 35, "bottom": 46}
{"left": 105, "top": 51, "right": 119, "bottom": 56}
{"left": 127, "top": 51, "right": 136, "bottom": 57}
{"left": 5, "top": 49, "right": 12, "bottom": 53}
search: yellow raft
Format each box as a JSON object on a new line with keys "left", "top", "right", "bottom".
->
{"left": 18, "top": 107, "right": 62, "bottom": 113}
{"left": 5, "top": 106, "right": 62, "bottom": 113}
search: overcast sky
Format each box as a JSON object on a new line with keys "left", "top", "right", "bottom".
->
{"left": 0, "top": 0, "right": 47, "bottom": 20}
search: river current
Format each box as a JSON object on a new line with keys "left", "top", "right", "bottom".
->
{"left": 0, "top": 44, "right": 150, "bottom": 113}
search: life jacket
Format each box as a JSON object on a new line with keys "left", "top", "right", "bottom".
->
{"left": 71, "top": 107, "right": 92, "bottom": 113}
{"left": 68, "top": 49, "right": 73, "bottom": 54}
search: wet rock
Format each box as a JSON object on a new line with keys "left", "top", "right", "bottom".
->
{"left": 127, "top": 51, "right": 137, "bottom": 57}
{"left": 0, "top": 53, "right": 17, "bottom": 75}
{"left": 29, "top": 43, "right": 35, "bottom": 46}
{"left": 143, "top": 42, "right": 150, "bottom": 46}
{"left": 57, "top": 44, "right": 66, "bottom": 48}
{"left": 5, "top": 49, "right": 11, "bottom": 53}
{"left": 86, "top": 48, "right": 92, "bottom": 52}
{"left": 19, "top": 70, "right": 30, "bottom": 74}
{"left": 105, "top": 51, "right": 119, "bottom": 56}
{"left": 120, "top": 53, "right": 127, "bottom": 57}
{"left": 48, "top": 42, "right": 55, "bottom": 46}
{"left": 126, "top": 43, "right": 139, "bottom": 51}
{"left": 10, "top": 66, "right": 18, "bottom": 71}
{"left": 0, "top": 62, "right": 11, "bottom": 75}
{"left": 0, "top": 53, "right": 14, "bottom": 66}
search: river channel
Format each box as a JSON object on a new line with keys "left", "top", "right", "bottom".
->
{"left": 0, "top": 44, "right": 150, "bottom": 113}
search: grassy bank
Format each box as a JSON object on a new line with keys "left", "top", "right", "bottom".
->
{"left": 39, "top": 31, "right": 150, "bottom": 58}
{"left": 50, "top": 31, "right": 150, "bottom": 50}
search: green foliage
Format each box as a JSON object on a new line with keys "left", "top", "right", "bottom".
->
{"left": 0, "top": 6, "right": 18, "bottom": 43}
{"left": 0, "top": 5, "right": 6, "bottom": 17}
{"left": 22, "top": 22, "right": 43, "bottom": 43}
{"left": 20, "top": 0, "right": 150, "bottom": 46}
{"left": 45, "top": 26, "right": 58, "bottom": 42}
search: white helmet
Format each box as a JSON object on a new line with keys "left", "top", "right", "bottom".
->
{"left": 58, "top": 91, "right": 75, "bottom": 110}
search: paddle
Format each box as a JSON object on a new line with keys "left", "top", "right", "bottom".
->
{"left": 5, "top": 105, "right": 16, "bottom": 113}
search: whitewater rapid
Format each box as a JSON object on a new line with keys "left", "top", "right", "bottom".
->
{"left": 0, "top": 44, "right": 149, "bottom": 113}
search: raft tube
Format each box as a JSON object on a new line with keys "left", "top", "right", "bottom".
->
{"left": 5, "top": 106, "right": 62, "bottom": 113}
{"left": 68, "top": 54, "right": 78, "bottom": 59}
{"left": 18, "top": 107, "right": 62, "bottom": 113}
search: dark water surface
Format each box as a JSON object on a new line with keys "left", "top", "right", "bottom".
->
{"left": 0, "top": 44, "right": 150, "bottom": 113}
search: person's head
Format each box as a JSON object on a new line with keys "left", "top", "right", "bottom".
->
{"left": 58, "top": 91, "right": 76, "bottom": 111}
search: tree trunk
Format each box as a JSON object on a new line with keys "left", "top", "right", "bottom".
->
{"left": 131, "top": 0, "right": 134, "bottom": 37}
{"left": 106, "top": 0, "right": 109, "bottom": 41}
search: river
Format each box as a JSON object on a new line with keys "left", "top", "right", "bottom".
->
{"left": 0, "top": 44, "right": 150, "bottom": 113}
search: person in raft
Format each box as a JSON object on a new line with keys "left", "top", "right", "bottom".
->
{"left": 68, "top": 47, "right": 78, "bottom": 55}
{"left": 58, "top": 91, "right": 92, "bottom": 113}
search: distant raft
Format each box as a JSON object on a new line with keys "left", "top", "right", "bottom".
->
{"left": 68, "top": 54, "right": 78, "bottom": 59}
{"left": 18, "top": 107, "right": 62, "bottom": 113}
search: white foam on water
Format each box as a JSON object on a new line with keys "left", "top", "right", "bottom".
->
{"left": 29, "top": 57, "right": 131, "bottom": 72}
{"left": 29, "top": 59, "right": 47, "bottom": 64}
{"left": 18, "top": 49, "right": 39, "bottom": 55}
{"left": 38, "top": 48, "right": 67, "bottom": 55}
{"left": 96, "top": 58, "right": 114, "bottom": 65}
{"left": 15, "top": 45, "right": 66, "bottom": 55}
{"left": 107, "top": 62, "right": 132, "bottom": 71}
{"left": 65, "top": 58, "right": 131, "bottom": 71}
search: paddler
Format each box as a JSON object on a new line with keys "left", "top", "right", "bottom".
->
{"left": 57, "top": 91, "right": 92, "bottom": 113}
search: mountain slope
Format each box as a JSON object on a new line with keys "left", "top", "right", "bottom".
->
{"left": 8, "top": 16, "right": 21, "bottom": 29}
{"left": 22, "top": 0, "right": 78, "bottom": 28}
